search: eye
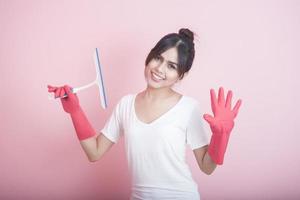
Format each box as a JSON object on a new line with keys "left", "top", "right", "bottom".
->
{"left": 168, "top": 64, "right": 176, "bottom": 69}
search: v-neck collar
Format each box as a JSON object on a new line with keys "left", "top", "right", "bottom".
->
{"left": 132, "top": 93, "right": 185, "bottom": 126}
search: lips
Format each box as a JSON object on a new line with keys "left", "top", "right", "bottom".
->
{"left": 151, "top": 72, "right": 165, "bottom": 80}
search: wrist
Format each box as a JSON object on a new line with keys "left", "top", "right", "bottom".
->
{"left": 69, "top": 106, "right": 83, "bottom": 116}
{"left": 69, "top": 106, "right": 96, "bottom": 141}
{"left": 208, "top": 129, "right": 231, "bottom": 165}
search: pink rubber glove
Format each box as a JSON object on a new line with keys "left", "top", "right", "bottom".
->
{"left": 203, "top": 87, "right": 242, "bottom": 165}
{"left": 48, "top": 84, "right": 96, "bottom": 141}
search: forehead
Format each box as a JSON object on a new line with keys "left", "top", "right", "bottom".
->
{"left": 160, "top": 47, "right": 178, "bottom": 63}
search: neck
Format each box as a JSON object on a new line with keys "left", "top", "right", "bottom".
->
{"left": 142, "top": 86, "right": 175, "bottom": 102}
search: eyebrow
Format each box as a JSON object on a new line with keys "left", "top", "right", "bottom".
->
{"left": 159, "top": 55, "right": 179, "bottom": 66}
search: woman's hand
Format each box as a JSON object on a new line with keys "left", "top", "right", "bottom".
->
{"left": 47, "top": 84, "right": 80, "bottom": 114}
{"left": 203, "top": 87, "right": 242, "bottom": 134}
{"left": 203, "top": 86, "right": 242, "bottom": 165}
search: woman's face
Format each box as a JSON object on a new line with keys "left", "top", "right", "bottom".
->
{"left": 144, "top": 47, "right": 180, "bottom": 89}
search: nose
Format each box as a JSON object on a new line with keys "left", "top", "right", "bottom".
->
{"left": 155, "top": 60, "right": 165, "bottom": 74}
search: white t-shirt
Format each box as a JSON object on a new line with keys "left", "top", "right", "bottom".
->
{"left": 101, "top": 93, "right": 210, "bottom": 200}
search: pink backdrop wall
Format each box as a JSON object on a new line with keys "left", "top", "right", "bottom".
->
{"left": 1, "top": 0, "right": 299, "bottom": 199}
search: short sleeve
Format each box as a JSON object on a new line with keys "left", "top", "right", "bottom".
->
{"left": 186, "top": 102, "right": 210, "bottom": 150}
{"left": 100, "top": 98, "right": 124, "bottom": 143}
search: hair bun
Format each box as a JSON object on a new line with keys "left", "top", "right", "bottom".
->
{"left": 179, "top": 28, "right": 194, "bottom": 42}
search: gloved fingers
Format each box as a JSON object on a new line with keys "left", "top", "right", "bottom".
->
{"left": 218, "top": 87, "right": 225, "bottom": 106}
{"left": 59, "top": 87, "right": 66, "bottom": 97}
{"left": 47, "top": 85, "right": 57, "bottom": 92}
{"left": 55, "top": 87, "right": 62, "bottom": 98}
{"left": 232, "top": 99, "right": 242, "bottom": 118}
{"left": 64, "top": 85, "right": 73, "bottom": 95}
{"left": 210, "top": 88, "right": 217, "bottom": 114}
{"left": 225, "top": 90, "right": 233, "bottom": 109}
{"left": 203, "top": 114, "right": 215, "bottom": 125}
{"left": 63, "top": 85, "right": 76, "bottom": 99}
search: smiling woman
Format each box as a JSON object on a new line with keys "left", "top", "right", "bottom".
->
{"left": 145, "top": 28, "right": 195, "bottom": 81}
{"left": 145, "top": 47, "right": 181, "bottom": 89}
{"left": 48, "top": 28, "right": 242, "bottom": 200}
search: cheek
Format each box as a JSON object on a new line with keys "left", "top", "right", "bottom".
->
{"left": 145, "top": 62, "right": 157, "bottom": 74}
{"left": 144, "top": 65, "right": 151, "bottom": 78}
{"left": 164, "top": 74, "right": 178, "bottom": 83}
{"left": 147, "top": 60, "right": 158, "bottom": 69}
{"left": 167, "top": 70, "right": 180, "bottom": 79}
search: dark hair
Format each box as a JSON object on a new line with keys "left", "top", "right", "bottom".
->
{"left": 145, "top": 28, "right": 195, "bottom": 80}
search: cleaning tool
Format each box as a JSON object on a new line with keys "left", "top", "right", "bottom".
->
{"left": 48, "top": 48, "right": 108, "bottom": 109}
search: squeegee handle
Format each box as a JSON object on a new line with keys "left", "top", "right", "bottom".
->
{"left": 48, "top": 80, "right": 97, "bottom": 100}
{"left": 73, "top": 80, "right": 97, "bottom": 93}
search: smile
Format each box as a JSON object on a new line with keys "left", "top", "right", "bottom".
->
{"left": 151, "top": 72, "right": 165, "bottom": 81}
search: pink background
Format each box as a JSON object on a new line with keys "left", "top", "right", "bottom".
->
{"left": 1, "top": 0, "right": 299, "bottom": 199}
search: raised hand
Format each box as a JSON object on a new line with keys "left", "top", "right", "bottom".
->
{"left": 203, "top": 86, "right": 242, "bottom": 165}
{"left": 47, "top": 85, "right": 80, "bottom": 114}
{"left": 203, "top": 87, "right": 242, "bottom": 134}
{"left": 47, "top": 84, "right": 96, "bottom": 140}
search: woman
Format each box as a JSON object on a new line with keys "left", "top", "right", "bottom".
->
{"left": 48, "top": 28, "right": 242, "bottom": 200}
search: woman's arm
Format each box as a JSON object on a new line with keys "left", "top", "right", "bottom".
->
{"left": 80, "top": 133, "right": 114, "bottom": 162}
{"left": 193, "top": 145, "right": 217, "bottom": 175}
{"left": 203, "top": 87, "right": 242, "bottom": 165}
{"left": 48, "top": 85, "right": 115, "bottom": 162}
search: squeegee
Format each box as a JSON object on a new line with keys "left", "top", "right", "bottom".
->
{"left": 48, "top": 48, "right": 108, "bottom": 109}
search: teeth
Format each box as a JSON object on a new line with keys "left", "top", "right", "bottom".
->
{"left": 152, "top": 73, "right": 164, "bottom": 80}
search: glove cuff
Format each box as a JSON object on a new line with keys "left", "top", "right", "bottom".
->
{"left": 70, "top": 107, "right": 97, "bottom": 141}
{"left": 207, "top": 130, "right": 231, "bottom": 165}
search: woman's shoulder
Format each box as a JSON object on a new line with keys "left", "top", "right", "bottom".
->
{"left": 117, "top": 93, "right": 136, "bottom": 105}
{"left": 181, "top": 95, "right": 205, "bottom": 112}
{"left": 182, "top": 95, "right": 199, "bottom": 105}
{"left": 123, "top": 93, "right": 137, "bottom": 100}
